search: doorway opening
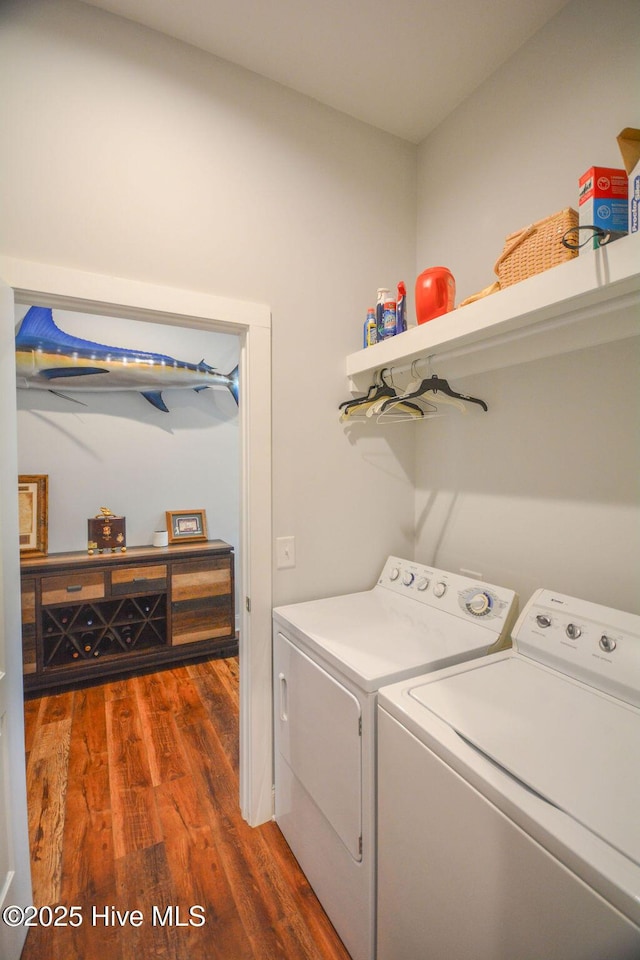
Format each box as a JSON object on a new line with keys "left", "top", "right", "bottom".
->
{"left": 3, "top": 258, "right": 273, "bottom": 828}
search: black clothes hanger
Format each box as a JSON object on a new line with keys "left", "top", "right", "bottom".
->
{"left": 338, "top": 368, "right": 394, "bottom": 413}
{"left": 380, "top": 373, "right": 488, "bottom": 413}
{"left": 339, "top": 368, "right": 424, "bottom": 418}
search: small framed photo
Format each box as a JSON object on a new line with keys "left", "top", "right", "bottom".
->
{"left": 19, "top": 475, "right": 49, "bottom": 557}
{"left": 166, "top": 509, "right": 208, "bottom": 544}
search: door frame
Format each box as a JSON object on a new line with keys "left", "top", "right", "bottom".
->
{"left": 0, "top": 276, "right": 31, "bottom": 960}
{"left": 0, "top": 255, "right": 273, "bottom": 828}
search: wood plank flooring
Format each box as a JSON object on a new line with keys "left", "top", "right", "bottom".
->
{"left": 21, "top": 658, "right": 352, "bottom": 960}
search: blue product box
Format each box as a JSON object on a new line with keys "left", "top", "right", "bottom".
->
{"left": 579, "top": 166, "right": 628, "bottom": 249}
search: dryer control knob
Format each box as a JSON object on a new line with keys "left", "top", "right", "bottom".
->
{"left": 536, "top": 614, "right": 552, "bottom": 628}
{"left": 467, "top": 592, "right": 491, "bottom": 616}
{"left": 566, "top": 623, "right": 582, "bottom": 641}
{"left": 599, "top": 634, "right": 617, "bottom": 653}
{"left": 433, "top": 581, "right": 447, "bottom": 598}
{"left": 403, "top": 572, "right": 415, "bottom": 586}
{"left": 389, "top": 567, "right": 400, "bottom": 581}
{"left": 416, "top": 577, "right": 429, "bottom": 591}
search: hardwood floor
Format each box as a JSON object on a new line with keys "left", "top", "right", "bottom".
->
{"left": 21, "top": 658, "right": 352, "bottom": 960}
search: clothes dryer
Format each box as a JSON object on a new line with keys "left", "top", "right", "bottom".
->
{"left": 273, "top": 556, "right": 517, "bottom": 960}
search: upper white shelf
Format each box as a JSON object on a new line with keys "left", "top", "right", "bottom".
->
{"left": 346, "top": 232, "right": 640, "bottom": 391}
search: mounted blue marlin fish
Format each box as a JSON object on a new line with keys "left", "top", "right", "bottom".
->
{"left": 15, "top": 306, "right": 239, "bottom": 412}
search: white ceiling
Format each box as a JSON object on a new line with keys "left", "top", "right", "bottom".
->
{"left": 80, "top": 0, "right": 570, "bottom": 143}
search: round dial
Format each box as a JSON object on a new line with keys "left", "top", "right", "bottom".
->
{"left": 389, "top": 567, "right": 400, "bottom": 581}
{"left": 416, "top": 577, "right": 429, "bottom": 591}
{"left": 600, "top": 634, "right": 617, "bottom": 653}
{"left": 433, "top": 581, "right": 447, "bottom": 598}
{"left": 466, "top": 591, "right": 492, "bottom": 616}
{"left": 402, "top": 572, "right": 415, "bottom": 586}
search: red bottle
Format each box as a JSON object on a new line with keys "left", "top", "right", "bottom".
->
{"left": 415, "top": 267, "right": 455, "bottom": 324}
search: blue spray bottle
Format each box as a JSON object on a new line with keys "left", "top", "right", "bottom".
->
{"left": 363, "top": 307, "right": 377, "bottom": 348}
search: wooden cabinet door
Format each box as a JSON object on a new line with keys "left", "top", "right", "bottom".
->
{"left": 171, "top": 555, "right": 233, "bottom": 645}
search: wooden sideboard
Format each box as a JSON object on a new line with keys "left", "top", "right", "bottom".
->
{"left": 20, "top": 540, "right": 236, "bottom": 696}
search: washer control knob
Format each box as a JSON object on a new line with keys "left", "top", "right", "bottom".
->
{"left": 467, "top": 592, "right": 491, "bottom": 616}
{"left": 536, "top": 614, "right": 552, "bottom": 628}
{"left": 599, "top": 634, "right": 617, "bottom": 653}
{"left": 389, "top": 567, "right": 400, "bottom": 581}
{"left": 403, "top": 572, "right": 415, "bottom": 586}
{"left": 566, "top": 623, "right": 582, "bottom": 641}
{"left": 433, "top": 581, "right": 447, "bottom": 598}
{"left": 416, "top": 577, "right": 429, "bottom": 591}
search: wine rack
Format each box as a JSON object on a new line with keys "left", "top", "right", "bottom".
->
{"left": 42, "top": 594, "right": 167, "bottom": 668}
{"left": 20, "top": 541, "right": 236, "bottom": 695}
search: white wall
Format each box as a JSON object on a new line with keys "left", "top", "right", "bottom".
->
{"left": 15, "top": 305, "right": 240, "bottom": 555}
{"left": 415, "top": 338, "right": 640, "bottom": 612}
{"left": 0, "top": 0, "right": 417, "bottom": 605}
{"left": 414, "top": 0, "right": 640, "bottom": 613}
{"left": 416, "top": 0, "right": 640, "bottom": 303}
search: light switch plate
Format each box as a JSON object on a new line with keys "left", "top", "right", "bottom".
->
{"left": 276, "top": 536, "right": 296, "bottom": 569}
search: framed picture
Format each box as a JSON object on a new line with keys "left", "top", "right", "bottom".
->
{"left": 19, "top": 474, "right": 49, "bottom": 557}
{"left": 166, "top": 509, "right": 208, "bottom": 544}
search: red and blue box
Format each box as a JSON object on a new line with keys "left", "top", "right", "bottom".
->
{"left": 578, "top": 166, "right": 628, "bottom": 249}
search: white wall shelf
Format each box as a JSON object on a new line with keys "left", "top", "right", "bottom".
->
{"left": 346, "top": 232, "right": 640, "bottom": 391}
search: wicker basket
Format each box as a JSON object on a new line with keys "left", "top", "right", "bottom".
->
{"left": 493, "top": 207, "right": 579, "bottom": 288}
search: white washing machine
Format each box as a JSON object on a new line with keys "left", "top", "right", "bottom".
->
{"left": 272, "top": 556, "right": 518, "bottom": 960}
{"left": 377, "top": 588, "right": 640, "bottom": 960}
